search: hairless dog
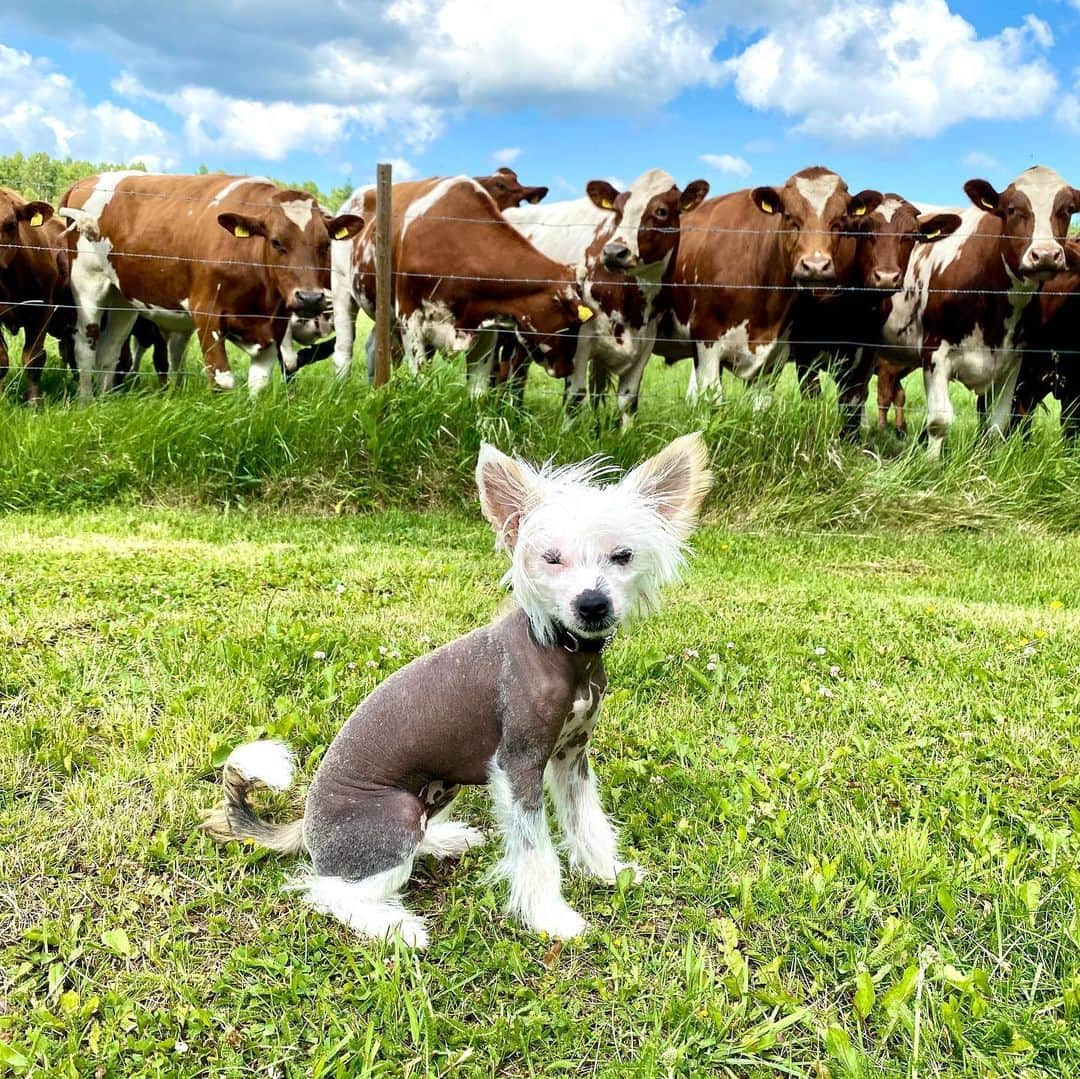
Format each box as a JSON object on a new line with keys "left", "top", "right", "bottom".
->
{"left": 201, "top": 433, "right": 712, "bottom": 947}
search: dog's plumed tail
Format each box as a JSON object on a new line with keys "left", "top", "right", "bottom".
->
{"left": 200, "top": 740, "right": 306, "bottom": 854}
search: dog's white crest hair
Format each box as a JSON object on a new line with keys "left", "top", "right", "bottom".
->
{"left": 476, "top": 434, "right": 712, "bottom": 645}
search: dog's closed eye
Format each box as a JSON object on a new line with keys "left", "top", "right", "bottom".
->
{"left": 543, "top": 550, "right": 563, "bottom": 566}
{"left": 609, "top": 548, "right": 633, "bottom": 566}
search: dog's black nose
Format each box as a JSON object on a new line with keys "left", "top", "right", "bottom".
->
{"left": 574, "top": 589, "right": 612, "bottom": 624}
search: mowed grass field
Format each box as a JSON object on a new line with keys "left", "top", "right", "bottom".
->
{"left": 1, "top": 341, "right": 1079, "bottom": 1076}
{"left": 1, "top": 510, "right": 1078, "bottom": 1077}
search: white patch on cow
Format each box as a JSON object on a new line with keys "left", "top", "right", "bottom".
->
{"left": 690, "top": 320, "right": 790, "bottom": 397}
{"left": 281, "top": 198, "right": 314, "bottom": 231}
{"left": 211, "top": 331, "right": 221, "bottom": 343}
{"left": 210, "top": 177, "right": 272, "bottom": 206}
{"left": 213, "top": 368, "right": 235, "bottom": 390}
{"left": 1013, "top": 165, "right": 1069, "bottom": 264}
{"left": 794, "top": 172, "right": 840, "bottom": 217}
{"left": 877, "top": 197, "right": 904, "bottom": 224}
{"left": 180, "top": 298, "right": 190, "bottom": 311}
{"left": 505, "top": 197, "right": 613, "bottom": 268}
{"left": 402, "top": 177, "right": 474, "bottom": 241}
{"left": 610, "top": 168, "right": 676, "bottom": 262}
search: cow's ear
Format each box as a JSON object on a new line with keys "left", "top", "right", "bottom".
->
{"left": 1067, "top": 187, "right": 1080, "bottom": 216}
{"left": 587, "top": 180, "right": 620, "bottom": 212}
{"left": 218, "top": 212, "right": 265, "bottom": 239}
{"left": 1065, "top": 240, "right": 1080, "bottom": 270}
{"left": 19, "top": 201, "right": 53, "bottom": 227}
{"left": 326, "top": 213, "right": 364, "bottom": 241}
{"left": 495, "top": 167, "right": 517, "bottom": 180}
{"left": 679, "top": 180, "right": 709, "bottom": 213}
{"left": 848, "top": 189, "right": 883, "bottom": 218}
{"left": 751, "top": 186, "right": 782, "bottom": 215}
{"left": 918, "top": 212, "right": 962, "bottom": 243}
{"left": 964, "top": 179, "right": 1001, "bottom": 214}
{"left": 525, "top": 186, "right": 548, "bottom": 205}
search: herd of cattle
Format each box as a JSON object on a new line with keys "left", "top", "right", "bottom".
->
{"left": 2, "top": 161, "right": 1080, "bottom": 454}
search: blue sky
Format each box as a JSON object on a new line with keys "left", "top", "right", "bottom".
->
{"left": 2, "top": 1, "right": 1080, "bottom": 207}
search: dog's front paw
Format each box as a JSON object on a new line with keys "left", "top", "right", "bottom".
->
{"left": 527, "top": 901, "right": 588, "bottom": 940}
{"left": 612, "top": 860, "right": 644, "bottom": 885}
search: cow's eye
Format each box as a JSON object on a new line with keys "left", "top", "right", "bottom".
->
{"left": 271, "top": 238, "right": 287, "bottom": 253}
{"left": 610, "top": 547, "right": 633, "bottom": 566}
{"left": 543, "top": 550, "right": 562, "bottom": 566}
{"left": 653, "top": 206, "right": 669, "bottom": 221}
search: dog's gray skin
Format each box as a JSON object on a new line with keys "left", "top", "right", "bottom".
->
{"left": 202, "top": 433, "right": 712, "bottom": 948}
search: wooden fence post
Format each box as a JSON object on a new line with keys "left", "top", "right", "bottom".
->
{"left": 373, "top": 162, "right": 393, "bottom": 388}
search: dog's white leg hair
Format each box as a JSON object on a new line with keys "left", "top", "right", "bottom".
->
{"left": 546, "top": 752, "right": 642, "bottom": 884}
{"left": 285, "top": 859, "right": 428, "bottom": 948}
{"left": 488, "top": 758, "right": 587, "bottom": 939}
{"left": 416, "top": 819, "right": 485, "bottom": 859}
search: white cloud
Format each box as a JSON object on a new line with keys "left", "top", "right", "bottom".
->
{"left": 721, "top": 0, "right": 1058, "bottom": 142}
{"left": 492, "top": 147, "right": 522, "bottom": 166}
{"left": 962, "top": 150, "right": 999, "bottom": 172}
{"left": 0, "top": 44, "right": 172, "bottom": 165}
{"left": 116, "top": 75, "right": 442, "bottom": 161}
{"left": 700, "top": 153, "right": 751, "bottom": 178}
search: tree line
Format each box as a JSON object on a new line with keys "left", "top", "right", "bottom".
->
{"left": 0, "top": 152, "right": 354, "bottom": 210}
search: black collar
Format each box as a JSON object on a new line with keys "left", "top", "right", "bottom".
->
{"left": 553, "top": 622, "right": 613, "bottom": 654}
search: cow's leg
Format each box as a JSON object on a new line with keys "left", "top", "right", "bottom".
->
{"left": 193, "top": 316, "right": 236, "bottom": 391}
{"left": 21, "top": 311, "right": 52, "bottom": 406}
{"left": 984, "top": 360, "right": 1021, "bottom": 441}
{"left": 167, "top": 332, "right": 191, "bottom": 386}
{"left": 94, "top": 309, "right": 138, "bottom": 394}
{"left": 615, "top": 348, "right": 652, "bottom": 428}
{"left": 561, "top": 337, "right": 593, "bottom": 420}
{"left": 465, "top": 330, "right": 496, "bottom": 398}
{"left": 876, "top": 367, "right": 893, "bottom": 428}
{"left": 923, "top": 346, "right": 954, "bottom": 459}
{"left": 894, "top": 381, "right": 907, "bottom": 434}
{"left": 333, "top": 291, "right": 359, "bottom": 378}
{"left": 247, "top": 344, "right": 278, "bottom": 395}
{"left": 71, "top": 290, "right": 111, "bottom": 404}
{"left": 690, "top": 342, "right": 722, "bottom": 403}
{"left": 0, "top": 330, "right": 9, "bottom": 396}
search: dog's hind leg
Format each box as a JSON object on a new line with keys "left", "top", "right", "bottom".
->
{"left": 297, "top": 788, "right": 430, "bottom": 947}
{"left": 547, "top": 750, "right": 642, "bottom": 885}
{"left": 416, "top": 782, "right": 485, "bottom": 859}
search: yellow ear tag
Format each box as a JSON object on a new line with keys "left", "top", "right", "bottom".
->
{"left": 577, "top": 305, "right": 594, "bottom": 323}
{"left": 29, "top": 212, "right": 44, "bottom": 227}
{"left": 925, "top": 229, "right": 941, "bottom": 240}
{"left": 853, "top": 205, "right": 867, "bottom": 216}
{"left": 233, "top": 224, "right": 250, "bottom": 238}
{"left": 601, "top": 199, "right": 614, "bottom": 210}
{"left": 980, "top": 198, "right": 995, "bottom": 211}
{"left": 334, "top": 226, "right": 350, "bottom": 240}
{"left": 761, "top": 200, "right": 774, "bottom": 214}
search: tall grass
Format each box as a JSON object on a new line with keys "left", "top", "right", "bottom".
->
{"left": 2, "top": 346, "right": 1079, "bottom": 531}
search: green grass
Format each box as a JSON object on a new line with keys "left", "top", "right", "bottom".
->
{"left": 2, "top": 338, "right": 1080, "bottom": 532}
{"left": 1, "top": 507, "right": 1078, "bottom": 1077}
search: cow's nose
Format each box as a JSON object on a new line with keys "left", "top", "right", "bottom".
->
{"left": 292, "top": 290, "right": 326, "bottom": 315}
{"left": 794, "top": 254, "right": 835, "bottom": 281}
{"left": 1024, "top": 244, "right": 1066, "bottom": 273}
{"left": 574, "top": 588, "right": 613, "bottom": 626}
{"left": 602, "top": 243, "right": 634, "bottom": 270}
{"left": 873, "top": 268, "right": 902, "bottom": 290}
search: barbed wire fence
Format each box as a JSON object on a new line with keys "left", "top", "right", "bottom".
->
{"left": 2, "top": 162, "right": 1076, "bottom": 415}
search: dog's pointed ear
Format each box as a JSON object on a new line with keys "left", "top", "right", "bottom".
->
{"left": 620, "top": 432, "right": 712, "bottom": 538}
{"left": 476, "top": 443, "right": 537, "bottom": 551}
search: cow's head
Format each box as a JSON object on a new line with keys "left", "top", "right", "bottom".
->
{"left": 849, "top": 195, "right": 962, "bottom": 291}
{"left": 964, "top": 166, "right": 1080, "bottom": 280}
{"left": 511, "top": 283, "right": 595, "bottom": 375}
{"left": 0, "top": 190, "right": 54, "bottom": 271}
{"left": 586, "top": 169, "right": 709, "bottom": 276}
{"left": 217, "top": 190, "right": 363, "bottom": 319}
{"left": 476, "top": 167, "right": 549, "bottom": 210}
{"left": 751, "top": 167, "right": 882, "bottom": 285}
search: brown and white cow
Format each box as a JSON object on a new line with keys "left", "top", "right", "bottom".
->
{"left": 58, "top": 172, "right": 363, "bottom": 399}
{"left": 503, "top": 168, "right": 708, "bottom": 420}
{"left": 659, "top": 167, "right": 882, "bottom": 396}
{"left": 0, "top": 189, "right": 73, "bottom": 404}
{"left": 328, "top": 176, "right": 590, "bottom": 385}
{"left": 789, "top": 194, "right": 961, "bottom": 437}
{"left": 880, "top": 166, "right": 1080, "bottom": 455}
{"left": 1008, "top": 241, "right": 1080, "bottom": 438}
